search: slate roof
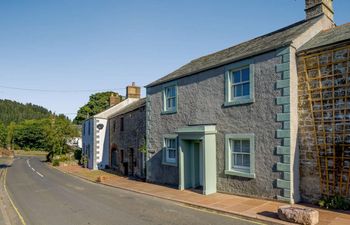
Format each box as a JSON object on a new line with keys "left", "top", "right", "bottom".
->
{"left": 110, "top": 98, "right": 146, "bottom": 118}
{"left": 146, "top": 17, "right": 322, "bottom": 88}
{"left": 298, "top": 22, "right": 350, "bottom": 52}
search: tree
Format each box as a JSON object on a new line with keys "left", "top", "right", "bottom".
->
{"left": 13, "top": 119, "right": 48, "bottom": 150}
{"left": 0, "top": 99, "right": 52, "bottom": 125}
{"left": 0, "top": 121, "right": 7, "bottom": 148}
{"left": 73, "top": 91, "right": 120, "bottom": 124}
{"left": 45, "top": 116, "right": 79, "bottom": 161}
{"left": 6, "top": 122, "right": 16, "bottom": 150}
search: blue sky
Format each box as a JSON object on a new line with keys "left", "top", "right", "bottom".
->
{"left": 1, "top": 0, "right": 349, "bottom": 119}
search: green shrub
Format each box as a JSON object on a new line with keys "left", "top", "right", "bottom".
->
{"left": 58, "top": 155, "right": 70, "bottom": 162}
{"left": 52, "top": 159, "right": 60, "bottom": 167}
{"left": 319, "top": 195, "right": 350, "bottom": 210}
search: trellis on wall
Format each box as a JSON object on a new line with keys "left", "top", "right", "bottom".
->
{"left": 298, "top": 45, "right": 350, "bottom": 197}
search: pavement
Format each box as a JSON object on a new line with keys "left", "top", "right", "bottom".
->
{"left": 4, "top": 156, "right": 263, "bottom": 225}
{"left": 0, "top": 157, "right": 22, "bottom": 225}
{"left": 57, "top": 163, "right": 350, "bottom": 225}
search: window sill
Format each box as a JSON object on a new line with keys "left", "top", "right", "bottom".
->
{"left": 224, "top": 98, "right": 254, "bottom": 107}
{"left": 162, "top": 161, "right": 178, "bottom": 167}
{"left": 161, "top": 110, "right": 177, "bottom": 115}
{"left": 225, "top": 170, "right": 255, "bottom": 179}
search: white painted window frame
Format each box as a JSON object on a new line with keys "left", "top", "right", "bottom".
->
{"left": 162, "top": 81, "right": 178, "bottom": 114}
{"left": 225, "top": 133, "right": 256, "bottom": 178}
{"left": 224, "top": 59, "right": 255, "bottom": 106}
{"left": 162, "top": 134, "right": 178, "bottom": 166}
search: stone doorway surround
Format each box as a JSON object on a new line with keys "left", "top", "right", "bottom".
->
{"left": 176, "top": 125, "right": 217, "bottom": 195}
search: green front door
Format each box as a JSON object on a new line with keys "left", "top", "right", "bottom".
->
{"left": 177, "top": 125, "right": 217, "bottom": 195}
{"left": 184, "top": 141, "right": 202, "bottom": 189}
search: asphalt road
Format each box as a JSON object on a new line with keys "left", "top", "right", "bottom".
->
{"left": 6, "top": 157, "right": 262, "bottom": 225}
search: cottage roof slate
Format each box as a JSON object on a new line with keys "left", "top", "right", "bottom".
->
{"left": 94, "top": 98, "right": 139, "bottom": 119}
{"left": 146, "top": 17, "right": 322, "bottom": 88}
{"left": 298, "top": 22, "right": 350, "bottom": 52}
{"left": 111, "top": 98, "right": 146, "bottom": 118}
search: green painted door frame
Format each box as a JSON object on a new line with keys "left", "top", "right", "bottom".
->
{"left": 176, "top": 125, "right": 217, "bottom": 195}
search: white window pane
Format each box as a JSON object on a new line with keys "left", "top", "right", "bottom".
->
{"left": 232, "top": 71, "right": 241, "bottom": 83}
{"left": 234, "top": 85, "right": 242, "bottom": 97}
{"left": 233, "top": 140, "right": 241, "bottom": 152}
{"left": 243, "top": 154, "right": 250, "bottom": 167}
{"left": 241, "top": 140, "right": 250, "bottom": 153}
{"left": 242, "top": 83, "right": 250, "bottom": 96}
{"left": 242, "top": 68, "right": 250, "bottom": 81}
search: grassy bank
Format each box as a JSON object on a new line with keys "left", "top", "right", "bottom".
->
{"left": 14, "top": 150, "right": 48, "bottom": 156}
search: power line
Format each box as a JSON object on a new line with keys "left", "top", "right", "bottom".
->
{"left": 0, "top": 85, "right": 127, "bottom": 93}
{"left": 0, "top": 84, "right": 145, "bottom": 93}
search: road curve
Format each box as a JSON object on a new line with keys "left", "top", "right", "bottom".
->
{"left": 6, "top": 156, "right": 261, "bottom": 225}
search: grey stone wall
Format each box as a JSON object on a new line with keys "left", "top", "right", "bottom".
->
{"left": 146, "top": 51, "right": 285, "bottom": 199}
{"left": 109, "top": 104, "right": 146, "bottom": 179}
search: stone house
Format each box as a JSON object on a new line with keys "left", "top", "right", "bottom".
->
{"left": 145, "top": 0, "right": 336, "bottom": 203}
{"left": 109, "top": 97, "right": 146, "bottom": 179}
{"left": 82, "top": 83, "right": 141, "bottom": 170}
{"left": 297, "top": 23, "right": 350, "bottom": 203}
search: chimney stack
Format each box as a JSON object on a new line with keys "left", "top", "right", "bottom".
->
{"left": 305, "top": 0, "right": 334, "bottom": 21}
{"left": 109, "top": 93, "right": 122, "bottom": 107}
{"left": 126, "top": 82, "right": 141, "bottom": 99}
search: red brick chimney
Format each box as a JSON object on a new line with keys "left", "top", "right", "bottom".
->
{"left": 126, "top": 82, "right": 141, "bottom": 99}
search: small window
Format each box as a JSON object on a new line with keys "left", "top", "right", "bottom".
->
{"left": 231, "top": 139, "right": 250, "bottom": 172}
{"left": 165, "top": 138, "right": 177, "bottom": 163}
{"left": 162, "top": 135, "right": 178, "bottom": 166}
{"left": 231, "top": 67, "right": 250, "bottom": 99}
{"left": 83, "top": 123, "right": 85, "bottom": 135}
{"left": 120, "top": 117, "right": 124, "bottom": 131}
{"left": 163, "top": 85, "right": 177, "bottom": 113}
{"left": 224, "top": 61, "right": 254, "bottom": 106}
{"left": 225, "top": 134, "right": 255, "bottom": 178}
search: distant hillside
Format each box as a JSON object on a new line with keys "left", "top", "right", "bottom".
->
{"left": 0, "top": 99, "right": 52, "bottom": 125}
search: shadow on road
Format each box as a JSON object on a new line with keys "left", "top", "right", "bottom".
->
{"left": 0, "top": 164, "right": 11, "bottom": 169}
